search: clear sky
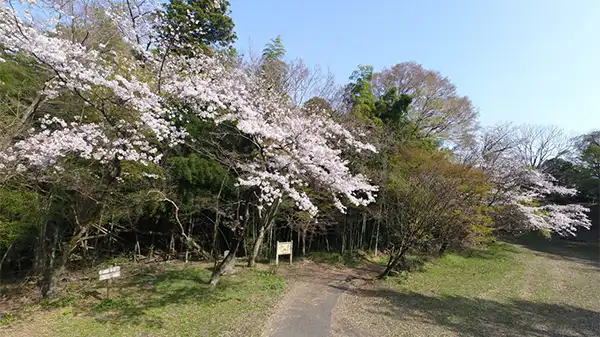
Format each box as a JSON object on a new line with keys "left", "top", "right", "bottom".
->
{"left": 229, "top": 0, "right": 600, "bottom": 135}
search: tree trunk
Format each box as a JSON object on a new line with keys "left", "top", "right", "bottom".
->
{"left": 211, "top": 199, "right": 250, "bottom": 286}
{"left": 247, "top": 202, "right": 279, "bottom": 268}
{"left": 41, "top": 264, "right": 65, "bottom": 299}
{"left": 209, "top": 236, "right": 241, "bottom": 286}
{"left": 438, "top": 241, "right": 449, "bottom": 256}
{"left": 361, "top": 213, "right": 367, "bottom": 250}
{"left": 248, "top": 223, "right": 268, "bottom": 267}
{"left": 0, "top": 243, "right": 13, "bottom": 282}
{"left": 297, "top": 229, "right": 300, "bottom": 256}
{"left": 40, "top": 225, "right": 84, "bottom": 299}
{"left": 168, "top": 232, "right": 175, "bottom": 260}
{"left": 378, "top": 248, "right": 406, "bottom": 279}
{"left": 267, "top": 223, "right": 273, "bottom": 258}
{"left": 39, "top": 222, "right": 59, "bottom": 299}
{"left": 301, "top": 228, "right": 307, "bottom": 256}
{"left": 341, "top": 216, "right": 346, "bottom": 254}
{"left": 374, "top": 221, "right": 380, "bottom": 255}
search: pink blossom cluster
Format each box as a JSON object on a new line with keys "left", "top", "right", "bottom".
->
{"left": 160, "top": 51, "right": 377, "bottom": 215}
{"left": 511, "top": 169, "right": 591, "bottom": 235}
{"left": 0, "top": 3, "right": 377, "bottom": 215}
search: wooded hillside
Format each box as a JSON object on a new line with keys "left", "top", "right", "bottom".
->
{"left": 0, "top": 0, "right": 597, "bottom": 300}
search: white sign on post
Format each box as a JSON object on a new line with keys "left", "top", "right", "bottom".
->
{"left": 275, "top": 241, "right": 292, "bottom": 265}
{"left": 99, "top": 266, "right": 121, "bottom": 281}
{"left": 99, "top": 266, "right": 120, "bottom": 299}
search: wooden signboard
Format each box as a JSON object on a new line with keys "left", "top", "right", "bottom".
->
{"left": 99, "top": 266, "right": 120, "bottom": 299}
{"left": 99, "top": 266, "right": 120, "bottom": 281}
{"left": 276, "top": 241, "right": 292, "bottom": 265}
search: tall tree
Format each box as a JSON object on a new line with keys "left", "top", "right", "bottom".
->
{"left": 157, "top": 0, "right": 237, "bottom": 55}
{"left": 458, "top": 124, "right": 592, "bottom": 236}
{"left": 0, "top": 3, "right": 377, "bottom": 287}
{"left": 260, "top": 35, "right": 287, "bottom": 93}
{"left": 372, "top": 62, "right": 479, "bottom": 145}
{"left": 378, "top": 146, "right": 492, "bottom": 278}
{"left": 347, "top": 65, "right": 378, "bottom": 123}
{"left": 513, "top": 124, "right": 570, "bottom": 170}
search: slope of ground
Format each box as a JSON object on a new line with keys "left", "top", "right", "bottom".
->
{"left": 332, "top": 240, "right": 600, "bottom": 337}
{"left": 0, "top": 262, "right": 285, "bottom": 337}
{"left": 2, "top": 238, "right": 597, "bottom": 337}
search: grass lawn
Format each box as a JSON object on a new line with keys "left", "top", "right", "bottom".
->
{"left": 0, "top": 261, "right": 285, "bottom": 337}
{"left": 332, "top": 238, "right": 600, "bottom": 337}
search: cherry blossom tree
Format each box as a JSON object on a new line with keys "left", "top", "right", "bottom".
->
{"left": 458, "top": 124, "right": 591, "bottom": 236}
{"left": 0, "top": 0, "right": 377, "bottom": 286}
{"left": 509, "top": 169, "right": 591, "bottom": 236}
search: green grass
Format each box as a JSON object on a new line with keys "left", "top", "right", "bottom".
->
{"left": 387, "top": 242, "right": 521, "bottom": 297}
{"left": 0, "top": 313, "right": 18, "bottom": 326}
{"left": 306, "top": 251, "right": 366, "bottom": 268}
{"left": 334, "top": 240, "right": 600, "bottom": 337}
{"left": 1, "top": 263, "right": 285, "bottom": 337}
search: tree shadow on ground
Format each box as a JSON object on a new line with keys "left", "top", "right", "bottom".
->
{"left": 504, "top": 234, "right": 600, "bottom": 268}
{"left": 457, "top": 241, "right": 522, "bottom": 260}
{"left": 332, "top": 286, "right": 600, "bottom": 337}
{"left": 72, "top": 267, "right": 243, "bottom": 329}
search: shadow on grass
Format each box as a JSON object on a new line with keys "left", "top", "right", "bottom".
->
{"left": 457, "top": 241, "right": 521, "bottom": 260}
{"left": 504, "top": 233, "right": 600, "bottom": 268}
{"left": 332, "top": 286, "right": 600, "bottom": 337}
{"left": 71, "top": 267, "right": 249, "bottom": 329}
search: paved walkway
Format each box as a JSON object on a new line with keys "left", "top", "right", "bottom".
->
{"left": 262, "top": 280, "right": 344, "bottom": 337}
{"left": 261, "top": 261, "right": 378, "bottom": 337}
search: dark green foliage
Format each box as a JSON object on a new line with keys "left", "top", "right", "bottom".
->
{"left": 0, "top": 188, "right": 44, "bottom": 251}
{"left": 306, "top": 251, "right": 365, "bottom": 268}
{"left": 348, "top": 65, "right": 378, "bottom": 122}
{"left": 543, "top": 158, "right": 581, "bottom": 188}
{"left": 262, "top": 35, "right": 286, "bottom": 61}
{"left": 157, "top": 0, "right": 236, "bottom": 55}
{"left": 168, "top": 154, "right": 231, "bottom": 196}
{"left": 0, "top": 51, "right": 41, "bottom": 98}
{"left": 542, "top": 138, "right": 599, "bottom": 203}
{"left": 374, "top": 87, "right": 412, "bottom": 123}
{"left": 0, "top": 51, "right": 48, "bottom": 122}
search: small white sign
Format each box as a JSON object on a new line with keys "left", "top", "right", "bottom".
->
{"left": 99, "top": 266, "right": 121, "bottom": 281}
{"left": 277, "top": 242, "right": 292, "bottom": 255}
{"left": 275, "top": 241, "right": 292, "bottom": 265}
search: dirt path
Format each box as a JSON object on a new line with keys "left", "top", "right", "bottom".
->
{"left": 261, "top": 261, "right": 379, "bottom": 337}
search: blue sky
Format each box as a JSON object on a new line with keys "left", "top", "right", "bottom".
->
{"left": 230, "top": 0, "right": 600, "bottom": 135}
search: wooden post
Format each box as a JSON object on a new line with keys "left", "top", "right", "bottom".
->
{"left": 107, "top": 278, "right": 111, "bottom": 299}
{"left": 99, "top": 266, "right": 120, "bottom": 300}
{"left": 289, "top": 245, "right": 292, "bottom": 265}
{"left": 275, "top": 241, "right": 279, "bottom": 266}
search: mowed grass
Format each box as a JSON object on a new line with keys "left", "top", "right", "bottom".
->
{"left": 333, "top": 238, "right": 600, "bottom": 337}
{"left": 0, "top": 262, "right": 285, "bottom": 337}
{"left": 387, "top": 243, "right": 522, "bottom": 298}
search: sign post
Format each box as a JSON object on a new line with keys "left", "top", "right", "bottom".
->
{"left": 99, "top": 266, "right": 120, "bottom": 299}
{"left": 275, "top": 241, "right": 292, "bottom": 265}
